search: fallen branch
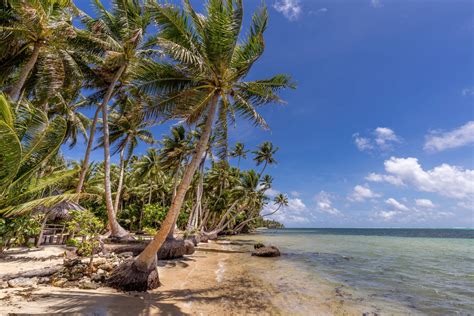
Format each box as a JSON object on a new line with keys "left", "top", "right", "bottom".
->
{"left": 1, "top": 265, "right": 63, "bottom": 281}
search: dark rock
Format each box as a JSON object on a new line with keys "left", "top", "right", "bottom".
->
{"left": 251, "top": 246, "right": 281, "bottom": 257}
{"left": 63, "top": 258, "right": 82, "bottom": 268}
{"left": 185, "top": 235, "right": 199, "bottom": 246}
{"left": 118, "top": 251, "right": 134, "bottom": 258}
{"left": 254, "top": 242, "right": 265, "bottom": 249}
{"left": 157, "top": 238, "right": 187, "bottom": 260}
{"left": 184, "top": 240, "right": 195, "bottom": 255}
{"left": 200, "top": 234, "right": 209, "bottom": 243}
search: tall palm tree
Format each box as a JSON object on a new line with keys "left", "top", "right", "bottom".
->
{"left": 230, "top": 142, "right": 248, "bottom": 169}
{"left": 108, "top": 0, "right": 294, "bottom": 291}
{"left": 233, "top": 192, "right": 288, "bottom": 233}
{"left": 253, "top": 141, "right": 278, "bottom": 177}
{"left": 74, "top": 0, "right": 153, "bottom": 239}
{"left": 101, "top": 108, "right": 154, "bottom": 212}
{"left": 1, "top": 0, "right": 81, "bottom": 103}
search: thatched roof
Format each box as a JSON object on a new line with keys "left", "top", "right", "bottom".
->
{"left": 37, "top": 200, "right": 85, "bottom": 221}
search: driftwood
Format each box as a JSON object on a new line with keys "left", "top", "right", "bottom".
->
{"left": 1, "top": 265, "right": 62, "bottom": 281}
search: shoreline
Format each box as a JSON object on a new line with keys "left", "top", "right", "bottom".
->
{"left": 0, "top": 238, "right": 410, "bottom": 315}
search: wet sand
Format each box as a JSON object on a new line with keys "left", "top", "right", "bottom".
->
{"left": 0, "top": 241, "right": 388, "bottom": 315}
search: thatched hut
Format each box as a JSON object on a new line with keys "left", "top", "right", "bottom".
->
{"left": 35, "top": 200, "right": 85, "bottom": 247}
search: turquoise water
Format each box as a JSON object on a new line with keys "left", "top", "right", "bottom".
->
{"left": 239, "top": 228, "right": 474, "bottom": 315}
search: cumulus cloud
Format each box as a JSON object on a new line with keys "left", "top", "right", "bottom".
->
{"left": 372, "top": 157, "right": 474, "bottom": 200}
{"left": 273, "top": 0, "right": 302, "bottom": 21}
{"left": 374, "top": 127, "right": 400, "bottom": 150}
{"left": 265, "top": 188, "right": 280, "bottom": 197}
{"left": 348, "top": 184, "right": 381, "bottom": 202}
{"left": 365, "top": 172, "right": 404, "bottom": 186}
{"left": 385, "top": 198, "right": 409, "bottom": 211}
{"left": 353, "top": 134, "right": 373, "bottom": 151}
{"left": 290, "top": 191, "right": 301, "bottom": 197}
{"left": 267, "top": 196, "right": 310, "bottom": 224}
{"left": 375, "top": 210, "right": 398, "bottom": 220}
{"left": 424, "top": 121, "right": 474, "bottom": 152}
{"left": 315, "top": 191, "right": 341, "bottom": 215}
{"left": 287, "top": 198, "right": 307, "bottom": 211}
{"left": 353, "top": 127, "right": 400, "bottom": 152}
{"left": 415, "top": 199, "right": 436, "bottom": 208}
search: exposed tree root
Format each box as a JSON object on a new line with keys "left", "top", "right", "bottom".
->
{"left": 107, "top": 259, "right": 160, "bottom": 292}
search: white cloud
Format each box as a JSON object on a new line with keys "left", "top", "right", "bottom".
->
{"left": 424, "top": 121, "right": 474, "bottom": 152}
{"left": 374, "top": 127, "right": 400, "bottom": 150}
{"left": 375, "top": 210, "right": 398, "bottom": 220}
{"left": 287, "top": 198, "right": 306, "bottom": 211}
{"left": 265, "top": 188, "right": 280, "bottom": 197}
{"left": 462, "top": 87, "right": 474, "bottom": 96}
{"left": 365, "top": 172, "right": 404, "bottom": 186}
{"left": 353, "top": 127, "right": 400, "bottom": 152}
{"left": 290, "top": 191, "right": 301, "bottom": 197}
{"left": 268, "top": 197, "right": 310, "bottom": 224}
{"left": 385, "top": 198, "right": 409, "bottom": 211}
{"left": 348, "top": 184, "right": 381, "bottom": 202}
{"left": 353, "top": 134, "right": 373, "bottom": 151}
{"left": 315, "top": 191, "right": 341, "bottom": 216}
{"left": 273, "top": 0, "right": 302, "bottom": 21}
{"left": 376, "top": 157, "right": 474, "bottom": 200}
{"left": 370, "top": 0, "right": 382, "bottom": 8}
{"left": 415, "top": 199, "right": 436, "bottom": 208}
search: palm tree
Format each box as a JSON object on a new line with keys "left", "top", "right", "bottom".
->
{"left": 108, "top": 0, "right": 294, "bottom": 291}
{"left": 233, "top": 193, "right": 288, "bottom": 233}
{"left": 0, "top": 93, "right": 83, "bottom": 216}
{"left": 74, "top": 0, "right": 153, "bottom": 239}
{"left": 1, "top": 0, "right": 80, "bottom": 103}
{"left": 103, "top": 108, "right": 155, "bottom": 212}
{"left": 253, "top": 141, "right": 278, "bottom": 177}
{"left": 230, "top": 142, "right": 248, "bottom": 169}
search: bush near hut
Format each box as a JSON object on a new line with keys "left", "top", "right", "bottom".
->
{"left": 66, "top": 210, "right": 104, "bottom": 266}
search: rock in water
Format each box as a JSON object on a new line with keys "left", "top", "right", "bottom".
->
{"left": 254, "top": 242, "right": 265, "bottom": 249}
{"left": 8, "top": 277, "right": 38, "bottom": 288}
{"left": 157, "top": 238, "right": 187, "bottom": 260}
{"left": 251, "top": 246, "right": 281, "bottom": 257}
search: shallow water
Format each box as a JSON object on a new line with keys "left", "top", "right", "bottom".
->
{"left": 232, "top": 228, "right": 474, "bottom": 315}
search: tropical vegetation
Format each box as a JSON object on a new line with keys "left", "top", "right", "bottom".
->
{"left": 0, "top": 0, "right": 294, "bottom": 291}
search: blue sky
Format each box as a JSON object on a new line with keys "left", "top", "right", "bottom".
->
{"left": 68, "top": 0, "right": 474, "bottom": 228}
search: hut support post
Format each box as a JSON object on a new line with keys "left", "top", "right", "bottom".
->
{"left": 36, "top": 213, "right": 50, "bottom": 248}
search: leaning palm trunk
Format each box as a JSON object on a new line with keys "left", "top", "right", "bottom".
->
{"left": 101, "top": 64, "right": 128, "bottom": 239}
{"left": 107, "top": 95, "right": 218, "bottom": 291}
{"left": 114, "top": 138, "right": 129, "bottom": 212}
{"left": 76, "top": 105, "right": 102, "bottom": 194}
{"left": 187, "top": 155, "right": 206, "bottom": 231}
{"left": 233, "top": 205, "right": 282, "bottom": 233}
{"left": 9, "top": 42, "right": 42, "bottom": 101}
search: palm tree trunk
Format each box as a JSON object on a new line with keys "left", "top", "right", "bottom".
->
{"left": 114, "top": 140, "right": 128, "bottom": 212}
{"left": 133, "top": 94, "right": 218, "bottom": 272}
{"left": 76, "top": 105, "right": 101, "bottom": 194}
{"left": 233, "top": 205, "right": 282, "bottom": 233}
{"left": 102, "top": 64, "right": 128, "bottom": 238}
{"left": 9, "top": 42, "right": 42, "bottom": 101}
{"left": 258, "top": 160, "right": 268, "bottom": 178}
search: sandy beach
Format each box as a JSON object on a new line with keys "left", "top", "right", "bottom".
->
{"left": 0, "top": 240, "right": 390, "bottom": 315}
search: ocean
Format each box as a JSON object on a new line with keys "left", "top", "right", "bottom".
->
{"left": 230, "top": 228, "right": 474, "bottom": 315}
